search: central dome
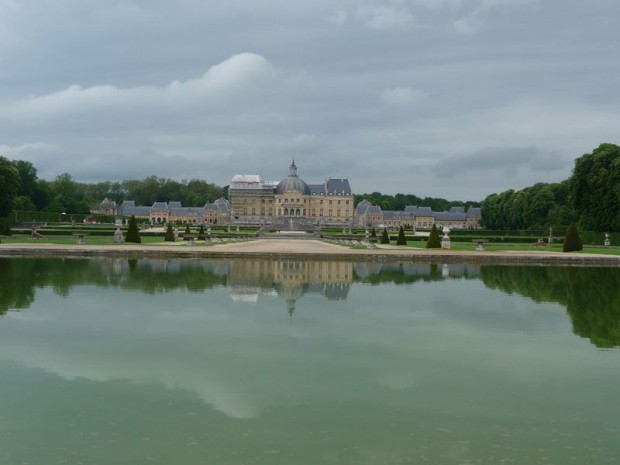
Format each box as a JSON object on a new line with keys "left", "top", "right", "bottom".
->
{"left": 276, "top": 161, "right": 311, "bottom": 195}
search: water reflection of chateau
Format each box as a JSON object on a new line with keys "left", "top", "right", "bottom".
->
{"left": 1, "top": 257, "right": 479, "bottom": 318}
{"left": 228, "top": 259, "right": 353, "bottom": 316}
{"left": 4, "top": 257, "right": 617, "bottom": 348}
{"left": 225, "top": 260, "right": 481, "bottom": 316}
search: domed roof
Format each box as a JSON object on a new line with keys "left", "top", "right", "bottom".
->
{"left": 276, "top": 161, "right": 311, "bottom": 195}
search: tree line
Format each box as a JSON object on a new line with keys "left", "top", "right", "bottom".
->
{"left": 353, "top": 192, "right": 480, "bottom": 212}
{"left": 2, "top": 142, "right": 619, "bottom": 233}
{"left": 0, "top": 156, "right": 225, "bottom": 230}
{"left": 481, "top": 143, "right": 620, "bottom": 232}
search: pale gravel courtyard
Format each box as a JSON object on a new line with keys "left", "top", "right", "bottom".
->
{"left": 1, "top": 238, "right": 619, "bottom": 266}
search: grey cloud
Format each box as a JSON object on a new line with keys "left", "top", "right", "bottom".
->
{"left": 0, "top": 0, "right": 619, "bottom": 199}
{"left": 433, "top": 146, "right": 562, "bottom": 178}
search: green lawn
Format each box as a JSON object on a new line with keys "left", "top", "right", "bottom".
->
{"left": 338, "top": 239, "right": 620, "bottom": 255}
{"left": 0, "top": 234, "right": 188, "bottom": 246}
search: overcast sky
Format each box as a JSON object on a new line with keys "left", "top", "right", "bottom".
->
{"left": 1, "top": 0, "right": 618, "bottom": 200}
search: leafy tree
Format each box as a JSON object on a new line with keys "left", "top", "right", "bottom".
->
{"left": 380, "top": 228, "right": 390, "bottom": 244}
{"left": 12, "top": 196, "right": 37, "bottom": 212}
{"left": 426, "top": 224, "right": 441, "bottom": 248}
{"left": 563, "top": 222, "right": 583, "bottom": 252}
{"left": 165, "top": 222, "right": 175, "bottom": 242}
{"left": 0, "top": 156, "right": 21, "bottom": 220}
{"left": 125, "top": 216, "right": 141, "bottom": 243}
{"left": 396, "top": 225, "right": 407, "bottom": 245}
{"left": 11, "top": 160, "right": 38, "bottom": 198}
{"left": 569, "top": 143, "right": 620, "bottom": 231}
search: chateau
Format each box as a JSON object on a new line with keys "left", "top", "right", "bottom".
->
{"left": 94, "top": 160, "right": 481, "bottom": 229}
{"left": 355, "top": 202, "right": 481, "bottom": 230}
{"left": 228, "top": 161, "right": 354, "bottom": 226}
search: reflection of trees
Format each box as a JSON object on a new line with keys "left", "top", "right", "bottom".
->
{"left": 352, "top": 263, "right": 480, "bottom": 285}
{"left": 480, "top": 266, "right": 620, "bottom": 349}
{"left": 0, "top": 258, "right": 228, "bottom": 315}
{"left": 5, "top": 258, "right": 617, "bottom": 349}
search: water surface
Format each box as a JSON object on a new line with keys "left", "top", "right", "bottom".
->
{"left": 1, "top": 257, "right": 618, "bottom": 464}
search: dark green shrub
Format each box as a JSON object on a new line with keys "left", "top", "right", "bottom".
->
{"left": 563, "top": 222, "right": 583, "bottom": 252}
{"left": 164, "top": 222, "right": 175, "bottom": 242}
{"left": 198, "top": 225, "right": 205, "bottom": 239}
{"left": 371, "top": 227, "right": 377, "bottom": 238}
{"left": 184, "top": 225, "right": 191, "bottom": 235}
{"left": 426, "top": 224, "right": 441, "bottom": 248}
{"left": 125, "top": 216, "right": 141, "bottom": 244}
{"left": 380, "top": 228, "right": 390, "bottom": 244}
{"left": 396, "top": 225, "right": 407, "bottom": 246}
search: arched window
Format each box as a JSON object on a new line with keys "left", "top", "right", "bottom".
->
{"left": 284, "top": 208, "right": 289, "bottom": 216}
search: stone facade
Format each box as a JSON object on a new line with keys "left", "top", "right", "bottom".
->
{"left": 117, "top": 198, "right": 230, "bottom": 225}
{"left": 229, "top": 161, "right": 354, "bottom": 226}
{"left": 355, "top": 202, "right": 481, "bottom": 230}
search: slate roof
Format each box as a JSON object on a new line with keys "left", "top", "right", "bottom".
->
{"left": 355, "top": 200, "right": 372, "bottom": 214}
{"left": 416, "top": 206, "right": 434, "bottom": 216}
{"left": 213, "top": 198, "right": 230, "bottom": 212}
{"left": 308, "top": 184, "right": 325, "bottom": 195}
{"left": 466, "top": 207, "right": 481, "bottom": 217}
{"left": 325, "top": 178, "right": 352, "bottom": 195}
{"left": 151, "top": 202, "right": 168, "bottom": 212}
{"left": 120, "top": 201, "right": 151, "bottom": 217}
{"left": 434, "top": 211, "right": 466, "bottom": 221}
{"left": 449, "top": 206, "right": 465, "bottom": 214}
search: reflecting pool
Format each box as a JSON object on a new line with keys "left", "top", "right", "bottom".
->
{"left": 1, "top": 257, "right": 619, "bottom": 464}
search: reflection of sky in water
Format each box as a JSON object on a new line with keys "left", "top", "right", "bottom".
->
{"left": 0, "top": 258, "right": 619, "bottom": 464}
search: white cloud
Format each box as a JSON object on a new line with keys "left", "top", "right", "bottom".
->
{"left": 328, "top": 9, "right": 349, "bottom": 25}
{"left": 356, "top": 4, "right": 415, "bottom": 29}
{"left": 0, "top": 142, "right": 57, "bottom": 154}
{"left": 3, "top": 53, "right": 275, "bottom": 120}
{"left": 381, "top": 87, "right": 424, "bottom": 106}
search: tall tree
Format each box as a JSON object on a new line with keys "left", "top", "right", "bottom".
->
{"left": 569, "top": 143, "right": 620, "bottom": 232}
{"left": 0, "top": 156, "right": 21, "bottom": 219}
{"left": 11, "top": 160, "right": 38, "bottom": 198}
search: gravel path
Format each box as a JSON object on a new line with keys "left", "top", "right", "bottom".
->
{"left": 2, "top": 238, "right": 619, "bottom": 265}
